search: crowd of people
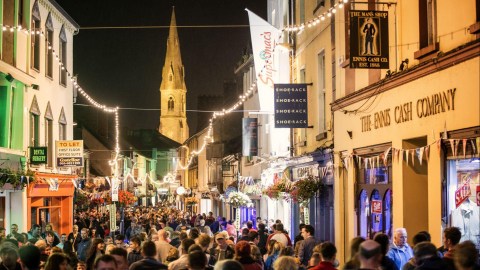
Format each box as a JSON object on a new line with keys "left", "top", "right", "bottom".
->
{"left": 0, "top": 206, "right": 479, "bottom": 270}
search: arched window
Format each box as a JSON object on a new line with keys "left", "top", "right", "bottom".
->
{"left": 168, "top": 97, "right": 174, "bottom": 111}
{"left": 45, "top": 13, "right": 54, "bottom": 78}
{"left": 31, "top": 0, "right": 41, "bottom": 70}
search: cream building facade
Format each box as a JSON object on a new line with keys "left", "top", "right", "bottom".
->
{"left": 159, "top": 9, "right": 189, "bottom": 144}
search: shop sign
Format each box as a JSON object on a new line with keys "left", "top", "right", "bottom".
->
{"left": 372, "top": 200, "right": 382, "bottom": 214}
{"left": 274, "top": 84, "right": 308, "bottom": 128}
{"left": 109, "top": 204, "right": 116, "bottom": 232}
{"left": 292, "top": 164, "right": 319, "bottom": 180}
{"left": 360, "top": 88, "right": 456, "bottom": 132}
{"left": 349, "top": 10, "right": 389, "bottom": 69}
{"left": 476, "top": 186, "right": 480, "bottom": 206}
{"left": 56, "top": 140, "right": 83, "bottom": 167}
{"left": 455, "top": 180, "right": 471, "bottom": 208}
{"left": 30, "top": 147, "right": 47, "bottom": 165}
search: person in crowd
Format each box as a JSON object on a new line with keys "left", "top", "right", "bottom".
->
{"left": 308, "top": 252, "right": 321, "bottom": 269}
{"left": 342, "top": 236, "right": 365, "bottom": 270}
{"left": 170, "top": 231, "right": 181, "bottom": 248}
{"left": 250, "top": 244, "right": 264, "bottom": 268}
{"left": 257, "top": 223, "right": 269, "bottom": 256}
{"left": 77, "top": 261, "right": 87, "bottom": 270}
{"left": 77, "top": 228, "right": 92, "bottom": 262}
{"left": 109, "top": 247, "right": 129, "bottom": 270}
{"left": 56, "top": 233, "right": 67, "bottom": 250}
{"left": 442, "top": 226, "right": 462, "bottom": 269}
{"left": 104, "top": 236, "right": 113, "bottom": 246}
{"left": 27, "top": 224, "right": 43, "bottom": 243}
{"left": 104, "top": 244, "right": 115, "bottom": 255}
{"left": 68, "top": 224, "right": 81, "bottom": 252}
{"left": 168, "top": 238, "right": 196, "bottom": 270}
{"left": 187, "top": 250, "right": 209, "bottom": 270}
{"left": 0, "top": 247, "right": 22, "bottom": 270}
{"left": 453, "top": 240, "right": 480, "bottom": 270}
{"left": 6, "top": 224, "right": 22, "bottom": 241}
{"left": 45, "top": 231, "right": 58, "bottom": 251}
{"left": 309, "top": 242, "right": 337, "bottom": 270}
{"left": 127, "top": 236, "right": 143, "bottom": 265}
{"left": 42, "top": 223, "right": 60, "bottom": 244}
{"left": 189, "top": 227, "right": 201, "bottom": 240}
{"left": 86, "top": 238, "right": 105, "bottom": 270}
{"left": 19, "top": 245, "right": 41, "bottom": 270}
{"left": 412, "top": 242, "right": 451, "bottom": 270}
{"left": 225, "top": 220, "right": 237, "bottom": 242}
{"left": 129, "top": 240, "right": 167, "bottom": 270}
{"left": 373, "top": 233, "right": 398, "bottom": 270}
{"left": 402, "top": 231, "right": 432, "bottom": 270}
{"left": 213, "top": 259, "right": 243, "bottom": 270}
{"left": 294, "top": 224, "right": 306, "bottom": 249}
{"left": 44, "top": 253, "right": 69, "bottom": 270}
{"left": 268, "top": 223, "right": 291, "bottom": 247}
{"left": 264, "top": 241, "right": 284, "bottom": 270}
{"left": 238, "top": 228, "right": 251, "bottom": 242}
{"left": 298, "top": 225, "right": 318, "bottom": 267}
{"left": 114, "top": 235, "right": 126, "bottom": 248}
{"left": 202, "top": 225, "right": 214, "bottom": 237}
{"left": 264, "top": 239, "right": 277, "bottom": 262}
{"left": 387, "top": 228, "right": 413, "bottom": 270}
{"left": 93, "top": 254, "right": 117, "bottom": 270}
{"left": 248, "top": 231, "right": 260, "bottom": 246}
{"left": 210, "top": 216, "right": 222, "bottom": 234}
{"left": 358, "top": 240, "right": 382, "bottom": 270}
{"left": 233, "top": 240, "right": 262, "bottom": 270}
{"left": 273, "top": 256, "right": 299, "bottom": 270}
{"left": 246, "top": 221, "right": 257, "bottom": 232}
{"left": 210, "top": 232, "right": 235, "bottom": 264}
{"left": 157, "top": 229, "right": 177, "bottom": 263}
{"left": 205, "top": 212, "right": 216, "bottom": 227}
{"left": 195, "top": 234, "right": 212, "bottom": 264}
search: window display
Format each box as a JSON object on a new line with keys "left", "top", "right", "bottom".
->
{"left": 446, "top": 158, "right": 480, "bottom": 249}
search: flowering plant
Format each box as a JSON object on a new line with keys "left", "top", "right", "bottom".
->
{"left": 289, "top": 175, "right": 324, "bottom": 205}
{"left": 185, "top": 197, "right": 199, "bottom": 205}
{"left": 262, "top": 180, "right": 293, "bottom": 200}
{"left": 223, "top": 191, "right": 253, "bottom": 207}
{"left": 118, "top": 190, "right": 136, "bottom": 207}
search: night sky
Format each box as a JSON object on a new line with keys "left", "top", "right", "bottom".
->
{"left": 56, "top": 0, "right": 267, "bottom": 133}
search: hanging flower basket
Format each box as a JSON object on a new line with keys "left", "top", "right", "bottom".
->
{"left": 289, "top": 175, "right": 325, "bottom": 205}
{"left": 117, "top": 190, "right": 136, "bottom": 207}
{"left": 262, "top": 180, "right": 293, "bottom": 200}
{"left": 222, "top": 191, "right": 253, "bottom": 208}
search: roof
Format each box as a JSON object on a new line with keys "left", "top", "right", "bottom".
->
{"left": 125, "top": 129, "right": 181, "bottom": 157}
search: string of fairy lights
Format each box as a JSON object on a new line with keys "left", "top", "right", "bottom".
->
{"left": 284, "top": 0, "right": 349, "bottom": 32}
{"left": 1, "top": 23, "right": 258, "bottom": 185}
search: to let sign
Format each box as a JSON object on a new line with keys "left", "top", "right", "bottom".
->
{"left": 455, "top": 180, "right": 471, "bottom": 208}
{"left": 372, "top": 200, "right": 382, "bottom": 214}
{"left": 30, "top": 147, "right": 47, "bottom": 165}
{"left": 56, "top": 140, "right": 84, "bottom": 167}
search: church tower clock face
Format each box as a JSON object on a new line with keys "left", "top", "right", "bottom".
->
{"left": 159, "top": 8, "right": 189, "bottom": 144}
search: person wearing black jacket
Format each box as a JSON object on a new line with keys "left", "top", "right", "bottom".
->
{"left": 257, "top": 223, "right": 269, "bottom": 255}
{"left": 129, "top": 241, "right": 167, "bottom": 270}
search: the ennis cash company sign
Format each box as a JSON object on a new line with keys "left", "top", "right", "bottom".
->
{"left": 30, "top": 147, "right": 47, "bottom": 165}
{"left": 56, "top": 140, "right": 84, "bottom": 167}
{"left": 360, "top": 88, "right": 456, "bottom": 132}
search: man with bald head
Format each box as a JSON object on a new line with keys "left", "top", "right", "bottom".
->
{"left": 358, "top": 240, "right": 382, "bottom": 269}
{"left": 156, "top": 229, "right": 176, "bottom": 263}
{"left": 387, "top": 228, "right": 413, "bottom": 269}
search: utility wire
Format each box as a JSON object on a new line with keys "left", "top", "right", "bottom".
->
{"left": 79, "top": 24, "right": 252, "bottom": 30}
{"left": 74, "top": 103, "right": 262, "bottom": 113}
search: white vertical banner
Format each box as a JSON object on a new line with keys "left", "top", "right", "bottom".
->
{"left": 247, "top": 9, "right": 282, "bottom": 112}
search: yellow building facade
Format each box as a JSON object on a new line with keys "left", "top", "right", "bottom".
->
{"left": 331, "top": 0, "right": 480, "bottom": 263}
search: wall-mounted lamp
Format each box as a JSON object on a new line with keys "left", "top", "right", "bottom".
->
{"left": 5, "top": 74, "right": 14, "bottom": 82}
{"left": 347, "top": 130, "right": 353, "bottom": 139}
{"left": 399, "top": 58, "right": 409, "bottom": 71}
{"left": 31, "top": 84, "right": 39, "bottom": 90}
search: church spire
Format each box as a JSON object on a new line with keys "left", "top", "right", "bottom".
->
{"left": 159, "top": 7, "right": 189, "bottom": 144}
{"left": 161, "top": 7, "right": 185, "bottom": 90}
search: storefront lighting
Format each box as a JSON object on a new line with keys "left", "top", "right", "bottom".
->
{"left": 176, "top": 186, "right": 185, "bottom": 195}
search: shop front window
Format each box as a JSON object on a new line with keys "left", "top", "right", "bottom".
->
{"left": 357, "top": 163, "right": 393, "bottom": 239}
{"left": 445, "top": 158, "right": 480, "bottom": 250}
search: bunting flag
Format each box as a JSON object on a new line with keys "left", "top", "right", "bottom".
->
{"left": 425, "top": 145, "right": 430, "bottom": 162}
{"left": 476, "top": 137, "right": 480, "bottom": 155}
{"left": 384, "top": 147, "right": 391, "bottom": 166}
{"left": 320, "top": 166, "right": 328, "bottom": 178}
{"left": 344, "top": 157, "right": 349, "bottom": 170}
{"left": 405, "top": 149, "right": 409, "bottom": 164}
{"left": 369, "top": 157, "right": 374, "bottom": 169}
{"left": 418, "top": 147, "right": 425, "bottom": 165}
{"left": 411, "top": 149, "right": 415, "bottom": 166}
{"left": 376, "top": 156, "right": 380, "bottom": 168}
{"left": 462, "top": 139, "right": 467, "bottom": 158}
{"left": 365, "top": 157, "right": 369, "bottom": 169}
{"left": 449, "top": 139, "right": 457, "bottom": 157}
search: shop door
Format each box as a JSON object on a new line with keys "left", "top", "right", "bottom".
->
{"left": 36, "top": 206, "right": 61, "bottom": 233}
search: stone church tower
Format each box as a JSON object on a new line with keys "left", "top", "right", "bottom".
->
{"left": 159, "top": 8, "right": 189, "bottom": 144}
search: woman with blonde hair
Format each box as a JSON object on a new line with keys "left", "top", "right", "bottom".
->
{"left": 264, "top": 241, "right": 284, "bottom": 270}
{"left": 273, "top": 256, "right": 299, "bottom": 270}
